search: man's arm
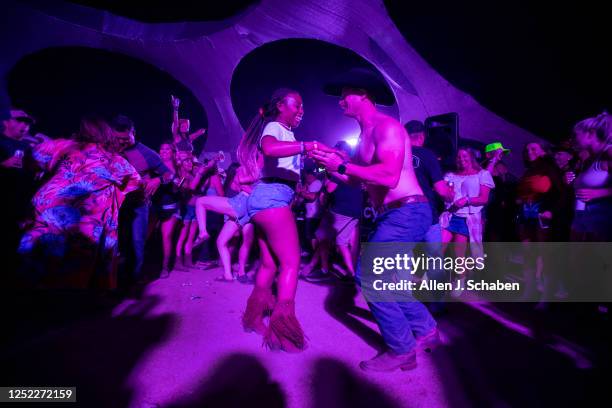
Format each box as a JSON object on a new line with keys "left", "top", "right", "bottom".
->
{"left": 312, "top": 121, "right": 404, "bottom": 189}
{"left": 433, "top": 180, "right": 454, "bottom": 202}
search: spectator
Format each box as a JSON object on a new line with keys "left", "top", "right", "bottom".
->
{"left": 485, "top": 160, "right": 519, "bottom": 242}
{"left": 193, "top": 154, "right": 226, "bottom": 267}
{"left": 405, "top": 120, "right": 453, "bottom": 306}
{"left": 113, "top": 115, "right": 171, "bottom": 287}
{"left": 571, "top": 112, "right": 612, "bottom": 241}
{"left": 170, "top": 95, "right": 206, "bottom": 154}
{"left": 482, "top": 141, "right": 510, "bottom": 174}
{"left": 18, "top": 116, "right": 140, "bottom": 288}
{"left": 516, "top": 142, "right": 564, "bottom": 301}
{"left": 214, "top": 163, "right": 256, "bottom": 283}
{"left": 151, "top": 141, "right": 181, "bottom": 278}
{"left": 176, "top": 151, "right": 223, "bottom": 270}
{"left": 301, "top": 170, "right": 324, "bottom": 252}
{"left": 310, "top": 141, "right": 364, "bottom": 284}
{"left": 441, "top": 148, "right": 495, "bottom": 295}
{"left": 1, "top": 108, "right": 37, "bottom": 277}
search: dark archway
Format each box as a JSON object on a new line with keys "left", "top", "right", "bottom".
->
{"left": 230, "top": 39, "right": 398, "bottom": 148}
{"left": 7, "top": 46, "right": 207, "bottom": 150}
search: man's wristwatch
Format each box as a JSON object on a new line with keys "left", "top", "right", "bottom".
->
{"left": 337, "top": 161, "right": 349, "bottom": 175}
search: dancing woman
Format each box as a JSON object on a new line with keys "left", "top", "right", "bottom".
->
{"left": 174, "top": 152, "right": 221, "bottom": 269}
{"left": 204, "top": 163, "right": 257, "bottom": 282}
{"left": 153, "top": 141, "right": 181, "bottom": 278}
{"left": 170, "top": 95, "right": 206, "bottom": 151}
{"left": 18, "top": 116, "right": 140, "bottom": 288}
{"left": 193, "top": 152, "right": 256, "bottom": 245}
{"left": 238, "top": 88, "right": 331, "bottom": 352}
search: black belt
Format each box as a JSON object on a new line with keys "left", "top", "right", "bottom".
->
{"left": 261, "top": 177, "right": 297, "bottom": 190}
{"left": 376, "top": 195, "right": 428, "bottom": 214}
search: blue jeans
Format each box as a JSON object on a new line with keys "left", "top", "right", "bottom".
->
{"left": 424, "top": 223, "right": 446, "bottom": 281}
{"left": 129, "top": 202, "right": 149, "bottom": 280}
{"left": 572, "top": 200, "right": 612, "bottom": 241}
{"left": 357, "top": 202, "right": 437, "bottom": 354}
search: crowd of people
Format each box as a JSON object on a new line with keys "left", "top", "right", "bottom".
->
{"left": 2, "top": 67, "right": 610, "bottom": 371}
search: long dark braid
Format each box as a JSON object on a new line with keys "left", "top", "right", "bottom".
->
{"left": 237, "top": 88, "right": 299, "bottom": 180}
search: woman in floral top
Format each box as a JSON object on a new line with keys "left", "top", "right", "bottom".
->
{"left": 18, "top": 117, "right": 141, "bottom": 289}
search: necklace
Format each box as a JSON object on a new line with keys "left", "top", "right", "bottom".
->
{"left": 278, "top": 121, "right": 292, "bottom": 131}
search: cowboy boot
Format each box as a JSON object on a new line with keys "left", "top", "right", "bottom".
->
{"left": 242, "top": 286, "right": 275, "bottom": 335}
{"left": 264, "top": 300, "right": 307, "bottom": 353}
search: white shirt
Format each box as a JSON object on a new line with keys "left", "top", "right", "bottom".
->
{"left": 304, "top": 179, "right": 323, "bottom": 219}
{"left": 444, "top": 169, "right": 495, "bottom": 216}
{"left": 260, "top": 121, "right": 301, "bottom": 182}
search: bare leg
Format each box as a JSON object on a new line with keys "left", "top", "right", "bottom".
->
{"left": 195, "top": 196, "right": 236, "bottom": 240}
{"left": 302, "top": 238, "right": 321, "bottom": 276}
{"left": 338, "top": 244, "right": 355, "bottom": 276}
{"left": 441, "top": 228, "right": 453, "bottom": 255}
{"left": 454, "top": 234, "right": 468, "bottom": 257}
{"left": 318, "top": 238, "right": 331, "bottom": 273}
{"left": 184, "top": 221, "right": 198, "bottom": 267}
{"left": 452, "top": 233, "right": 469, "bottom": 295}
{"left": 243, "top": 233, "right": 277, "bottom": 334}
{"left": 238, "top": 223, "right": 255, "bottom": 277}
{"left": 217, "top": 221, "right": 240, "bottom": 280}
{"left": 161, "top": 216, "right": 178, "bottom": 271}
{"left": 174, "top": 222, "right": 189, "bottom": 268}
{"left": 252, "top": 206, "right": 305, "bottom": 352}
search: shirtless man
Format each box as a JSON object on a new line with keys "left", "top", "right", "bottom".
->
{"left": 312, "top": 70, "right": 439, "bottom": 372}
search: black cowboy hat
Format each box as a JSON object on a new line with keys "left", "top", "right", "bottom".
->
{"left": 323, "top": 67, "right": 395, "bottom": 106}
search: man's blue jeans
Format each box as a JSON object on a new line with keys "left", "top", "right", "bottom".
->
{"left": 357, "top": 202, "right": 437, "bottom": 354}
{"left": 424, "top": 223, "right": 447, "bottom": 301}
{"left": 129, "top": 202, "right": 149, "bottom": 280}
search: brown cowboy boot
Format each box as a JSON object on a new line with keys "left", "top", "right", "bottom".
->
{"left": 264, "top": 300, "right": 307, "bottom": 353}
{"left": 242, "top": 286, "right": 275, "bottom": 335}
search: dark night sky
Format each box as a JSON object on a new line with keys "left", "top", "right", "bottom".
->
{"left": 384, "top": 0, "right": 611, "bottom": 142}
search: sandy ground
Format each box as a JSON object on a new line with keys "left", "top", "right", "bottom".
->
{"left": 2, "top": 264, "right": 606, "bottom": 408}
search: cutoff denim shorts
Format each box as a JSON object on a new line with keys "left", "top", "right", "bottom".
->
{"left": 246, "top": 182, "right": 295, "bottom": 219}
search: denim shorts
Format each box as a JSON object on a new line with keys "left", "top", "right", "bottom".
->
{"left": 247, "top": 182, "right": 295, "bottom": 219}
{"left": 446, "top": 214, "right": 469, "bottom": 237}
{"left": 226, "top": 192, "right": 251, "bottom": 226}
{"left": 181, "top": 204, "right": 196, "bottom": 222}
{"left": 154, "top": 202, "right": 181, "bottom": 221}
{"left": 572, "top": 200, "right": 612, "bottom": 241}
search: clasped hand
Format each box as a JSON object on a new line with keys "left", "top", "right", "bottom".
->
{"left": 305, "top": 141, "right": 347, "bottom": 172}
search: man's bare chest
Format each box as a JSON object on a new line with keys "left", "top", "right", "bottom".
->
{"left": 356, "top": 134, "right": 376, "bottom": 165}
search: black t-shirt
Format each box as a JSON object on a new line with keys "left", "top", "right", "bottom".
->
{"left": 412, "top": 146, "right": 444, "bottom": 223}
{"left": 329, "top": 176, "right": 363, "bottom": 219}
